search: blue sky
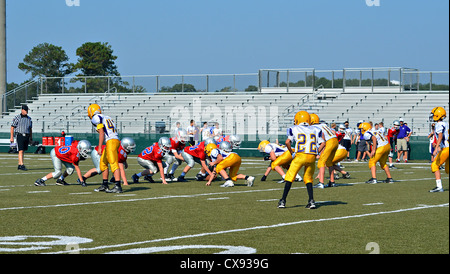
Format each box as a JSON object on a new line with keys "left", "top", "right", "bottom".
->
{"left": 5, "top": 0, "right": 449, "bottom": 84}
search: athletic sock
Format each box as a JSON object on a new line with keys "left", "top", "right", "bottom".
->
{"left": 436, "top": 179, "right": 442, "bottom": 189}
{"left": 136, "top": 172, "right": 142, "bottom": 177}
{"left": 41, "top": 176, "right": 48, "bottom": 181}
{"left": 181, "top": 172, "right": 186, "bottom": 177}
{"left": 281, "top": 181, "right": 293, "bottom": 201}
{"left": 306, "top": 183, "right": 314, "bottom": 201}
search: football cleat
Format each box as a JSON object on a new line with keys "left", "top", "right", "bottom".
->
{"left": 327, "top": 181, "right": 336, "bottom": 188}
{"left": 94, "top": 185, "right": 109, "bottom": 192}
{"left": 132, "top": 174, "right": 139, "bottom": 184}
{"left": 220, "top": 180, "right": 234, "bottom": 187}
{"left": 144, "top": 175, "right": 155, "bottom": 183}
{"left": 278, "top": 199, "right": 286, "bottom": 208}
{"left": 305, "top": 200, "right": 316, "bottom": 209}
{"left": 246, "top": 176, "right": 255, "bottom": 187}
{"left": 365, "top": 178, "right": 377, "bottom": 184}
{"left": 34, "top": 179, "right": 46, "bottom": 187}
{"left": 385, "top": 178, "right": 394, "bottom": 184}
{"left": 314, "top": 183, "right": 324, "bottom": 189}
{"left": 429, "top": 187, "right": 444, "bottom": 193}
{"left": 56, "top": 179, "right": 69, "bottom": 186}
{"left": 177, "top": 176, "right": 188, "bottom": 182}
{"left": 343, "top": 172, "right": 351, "bottom": 179}
{"left": 195, "top": 173, "right": 205, "bottom": 181}
{"left": 106, "top": 185, "right": 123, "bottom": 194}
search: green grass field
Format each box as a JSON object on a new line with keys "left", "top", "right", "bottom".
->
{"left": 0, "top": 153, "right": 448, "bottom": 254}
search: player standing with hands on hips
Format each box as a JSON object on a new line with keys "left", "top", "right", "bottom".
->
{"left": 87, "top": 104, "right": 123, "bottom": 193}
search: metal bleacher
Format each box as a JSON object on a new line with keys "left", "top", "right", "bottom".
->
{"left": 0, "top": 90, "right": 447, "bottom": 137}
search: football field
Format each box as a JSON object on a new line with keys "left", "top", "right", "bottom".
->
{"left": 0, "top": 153, "right": 448, "bottom": 254}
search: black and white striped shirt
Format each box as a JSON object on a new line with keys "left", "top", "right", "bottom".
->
{"left": 11, "top": 114, "right": 33, "bottom": 135}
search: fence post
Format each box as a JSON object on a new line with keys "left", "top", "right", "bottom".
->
{"left": 429, "top": 72, "right": 432, "bottom": 91}
{"left": 343, "top": 69, "right": 346, "bottom": 93}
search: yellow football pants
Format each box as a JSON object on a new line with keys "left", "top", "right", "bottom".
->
{"left": 332, "top": 148, "right": 348, "bottom": 166}
{"left": 317, "top": 138, "right": 339, "bottom": 168}
{"left": 216, "top": 153, "right": 242, "bottom": 181}
{"left": 284, "top": 153, "right": 317, "bottom": 184}
{"left": 100, "top": 139, "right": 120, "bottom": 173}
{"left": 271, "top": 151, "right": 292, "bottom": 170}
{"left": 431, "top": 147, "right": 449, "bottom": 174}
{"left": 368, "top": 144, "right": 390, "bottom": 169}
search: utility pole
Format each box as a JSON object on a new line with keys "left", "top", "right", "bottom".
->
{"left": 0, "top": 0, "right": 6, "bottom": 117}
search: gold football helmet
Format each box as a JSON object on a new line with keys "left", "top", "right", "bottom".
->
{"left": 294, "top": 111, "right": 311, "bottom": 126}
{"left": 205, "top": 143, "right": 218, "bottom": 157}
{"left": 87, "top": 104, "right": 102, "bottom": 119}
{"left": 360, "top": 122, "right": 372, "bottom": 134}
{"left": 430, "top": 107, "right": 447, "bottom": 122}
{"left": 258, "top": 140, "right": 270, "bottom": 152}
{"left": 310, "top": 113, "right": 320, "bottom": 125}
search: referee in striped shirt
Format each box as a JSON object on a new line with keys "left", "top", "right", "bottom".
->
{"left": 10, "top": 105, "right": 33, "bottom": 171}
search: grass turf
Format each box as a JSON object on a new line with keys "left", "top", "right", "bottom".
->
{"left": 0, "top": 153, "right": 448, "bottom": 254}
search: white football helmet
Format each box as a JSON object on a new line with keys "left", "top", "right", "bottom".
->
{"left": 158, "top": 137, "right": 172, "bottom": 153}
{"left": 338, "top": 124, "right": 346, "bottom": 133}
{"left": 77, "top": 140, "right": 92, "bottom": 158}
{"left": 121, "top": 137, "right": 136, "bottom": 153}
{"left": 228, "top": 135, "right": 241, "bottom": 149}
{"left": 219, "top": 141, "right": 233, "bottom": 152}
{"left": 393, "top": 120, "right": 400, "bottom": 130}
{"left": 204, "top": 138, "right": 216, "bottom": 146}
{"left": 176, "top": 129, "right": 188, "bottom": 144}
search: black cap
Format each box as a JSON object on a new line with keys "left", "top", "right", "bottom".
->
{"left": 22, "top": 105, "right": 29, "bottom": 111}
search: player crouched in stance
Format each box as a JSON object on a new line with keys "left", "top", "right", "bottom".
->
{"left": 80, "top": 137, "right": 136, "bottom": 187}
{"left": 359, "top": 122, "right": 394, "bottom": 184}
{"left": 205, "top": 141, "right": 255, "bottom": 187}
{"left": 132, "top": 137, "right": 172, "bottom": 184}
{"left": 34, "top": 140, "right": 92, "bottom": 186}
{"left": 176, "top": 138, "right": 215, "bottom": 182}
{"left": 279, "top": 111, "right": 324, "bottom": 209}
{"left": 163, "top": 129, "right": 188, "bottom": 182}
{"left": 429, "top": 107, "right": 449, "bottom": 193}
{"left": 258, "top": 140, "right": 302, "bottom": 183}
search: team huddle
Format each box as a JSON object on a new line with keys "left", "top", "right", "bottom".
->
{"left": 34, "top": 103, "right": 449, "bottom": 209}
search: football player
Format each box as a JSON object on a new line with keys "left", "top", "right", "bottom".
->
{"left": 87, "top": 104, "right": 123, "bottom": 193}
{"left": 177, "top": 138, "right": 215, "bottom": 182}
{"left": 310, "top": 113, "right": 339, "bottom": 189}
{"left": 34, "top": 140, "right": 91, "bottom": 186}
{"left": 360, "top": 122, "right": 394, "bottom": 184}
{"left": 132, "top": 137, "right": 171, "bottom": 184}
{"left": 163, "top": 129, "right": 188, "bottom": 181}
{"left": 387, "top": 120, "right": 400, "bottom": 169}
{"left": 279, "top": 111, "right": 324, "bottom": 209}
{"left": 258, "top": 140, "right": 302, "bottom": 183}
{"left": 205, "top": 141, "right": 255, "bottom": 187}
{"left": 81, "top": 137, "right": 136, "bottom": 187}
{"left": 429, "top": 107, "right": 449, "bottom": 192}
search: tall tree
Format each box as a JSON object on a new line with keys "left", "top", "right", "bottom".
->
{"left": 74, "top": 42, "right": 119, "bottom": 76}
{"left": 18, "top": 43, "right": 74, "bottom": 78}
